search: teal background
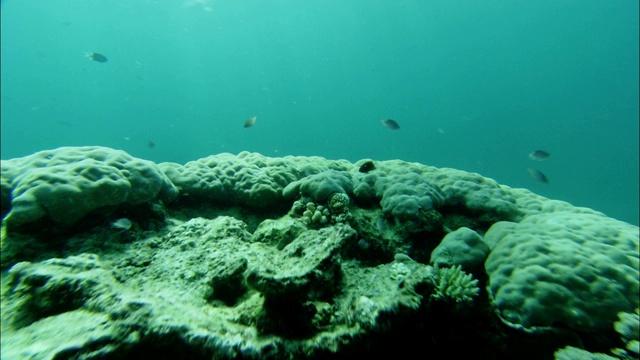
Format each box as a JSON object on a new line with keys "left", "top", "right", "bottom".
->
{"left": 1, "top": 0, "right": 638, "bottom": 225}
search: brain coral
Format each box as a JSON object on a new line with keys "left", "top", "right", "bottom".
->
{"left": 484, "top": 211, "right": 639, "bottom": 333}
{"left": 1, "top": 146, "right": 178, "bottom": 226}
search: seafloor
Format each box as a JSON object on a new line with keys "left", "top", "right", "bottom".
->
{"left": 1, "top": 146, "right": 638, "bottom": 360}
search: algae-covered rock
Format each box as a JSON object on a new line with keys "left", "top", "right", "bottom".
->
{"left": 251, "top": 217, "right": 306, "bottom": 249}
{"left": 247, "top": 224, "right": 355, "bottom": 300}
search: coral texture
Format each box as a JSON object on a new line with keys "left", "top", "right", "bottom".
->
{"left": 430, "top": 227, "right": 489, "bottom": 270}
{"left": 431, "top": 265, "right": 480, "bottom": 303}
{"left": 1, "top": 146, "right": 638, "bottom": 359}
{"left": 484, "top": 212, "right": 639, "bottom": 332}
{"left": 1, "top": 146, "right": 177, "bottom": 226}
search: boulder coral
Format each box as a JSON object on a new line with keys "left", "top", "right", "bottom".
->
{"left": 0, "top": 146, "right": 177, "bottom": 227}
{"left": 484, "top": 212, "right": 639, "bottom": 333}
{"left": 160, "top": 152, "right": 351, "bottom": 209}
{"left": 430, "top": 227, "right": 489, "bottom": 270}
{"left": 283, "top": 170, "right": 353, "bottom": 203}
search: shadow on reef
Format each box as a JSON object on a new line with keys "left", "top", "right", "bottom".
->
{"left": 0, "top": 202, "right": 169, "bottom": 271}
{"left": 42, "top": 297, "right": 586, "bottom": 360}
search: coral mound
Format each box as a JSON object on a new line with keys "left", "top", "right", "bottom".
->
{"left": 485, "top": 211, "right": 639, "bottom": 332}
{"left": 1, "top": 146, "right": 177, "bottom": 227}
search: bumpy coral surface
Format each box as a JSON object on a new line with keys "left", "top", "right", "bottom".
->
{"left": 1, "top": 146, "right": 177, "bottom": 227}
{"left": 160, "top": 152, "right": 351, "bottom": 209}
{"left": 484, "top": 212, "right": 639, "bottom": 332}
{"left": 1, "top": 146, "right": 638, "bottom": 359}
{"left": 430, "top": 227, "right": 489, "bottom": 270}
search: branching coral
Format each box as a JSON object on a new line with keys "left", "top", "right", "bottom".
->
{"left": 431, "top": 265, "right": 479, "bottom": 303}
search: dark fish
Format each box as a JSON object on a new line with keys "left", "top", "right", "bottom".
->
{"left": 86, "top": 52, "right": 108, "bottom": 63}
{"left": 147, "top": 140, "right": 156, "bottom": 149}
{"left": 529, "top": 150, "right": 551, "bottom": 161}
{"left": 528, "top": 168, "right": 549, "bottom": 184}
{"left": 358, "top": 238, "right": 371, "bottom": 250}
{"left": 359, "top": 160, "right": 376, "bottom": 173}
{"left": 381, "top": 119, "right": 400, "bottom": 130}
{"left": 244, "top": 116, "right": 257, "bottom": 128}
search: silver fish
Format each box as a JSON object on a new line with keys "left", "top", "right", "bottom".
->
{"left": 528, "top": 168, "right": 549, "bottom": 184}
{"left": 111, "top": 218, "right": 132, "bottom": 230}
{"left": 529, "top": 150, "right": 551, "bottom": 161}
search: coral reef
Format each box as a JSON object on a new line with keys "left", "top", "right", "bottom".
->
{"left": 1, "top": 146, "right": 638, "bottom": 359}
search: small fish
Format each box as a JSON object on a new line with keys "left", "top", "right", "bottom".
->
{"left": 529, "top": 150, "right": 551, "bottom": 161}
{"left": 111, "top": 218, "right": 132, "bottom": 230}
{"left": 85, "top": 52, "right": 108, "bottom": 63}
{"left": 357, "top": 238, "right": 371, "bottom": 250}
{"left": 528, "top": 168, "right": 549, "bottom": 184}
{"left": 381, "top": 119, "right": 400, "bottom": 130}
{"left": 358, "top": 160, "right": 376, "bottom": 173}
{"left": 147, "top": 140, "right": 156, "bottom": 149}
{"left": 244, "top": 116, "right": 257, "bottom": 128}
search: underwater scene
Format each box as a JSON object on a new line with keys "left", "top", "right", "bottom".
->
{"left": 1, "top": 1, "right": 638, "bottom": 359}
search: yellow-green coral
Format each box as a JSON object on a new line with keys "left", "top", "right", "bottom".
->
{"left": 611, "top": 308, "right": 639, "bottom": 359}
{"left": 431, "top": 265, "right": 479, "bottom": 303}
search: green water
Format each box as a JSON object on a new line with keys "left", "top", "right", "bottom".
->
{"left": 1, "top": 0, "right": 638, "bottom": 225}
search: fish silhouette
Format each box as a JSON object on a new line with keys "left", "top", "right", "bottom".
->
{"left": 529, "top": 150, "right": 551, "bottom": 161}
{"left": 381, "top": 119, "right": 400, "bottom": 130}
{"left": 528, "top": 168, "right": 549, "bottom": 184}
{"left": 244, "top": 116, "right": 257, "bottom": 128}
{"left": 85, "top": 52, "right": 108, "bottom": 63}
